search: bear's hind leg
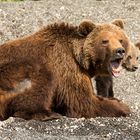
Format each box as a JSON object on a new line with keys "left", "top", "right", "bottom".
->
{"left": 0, "top": 77, "right": 55, "bottom": 121}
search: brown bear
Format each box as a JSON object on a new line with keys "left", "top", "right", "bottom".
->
{"left": 0, "top": 19, "right": 131, "bottom": 121}
{"left": 95, "top": 41, "right": 140, "bottom": 97}
{"left": 122, "top": 42, "right": 140, "bottom": 71}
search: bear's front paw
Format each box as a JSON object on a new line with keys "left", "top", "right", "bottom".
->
{"left": 110, "top": 100, "right": 130, "bottom": 117}
{"left": 100, "top": 98, "right": 131, "bottom": 117}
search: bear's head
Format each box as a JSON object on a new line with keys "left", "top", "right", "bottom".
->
{"left": 77, "top": 19, "right": 130, "bottom": 77}
{"left": 122, "top": 42, "right": 140, "bottom": 71}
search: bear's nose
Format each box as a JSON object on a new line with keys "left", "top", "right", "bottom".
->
{"left": 115, "top": 48, "right": 125, "bottom": 56}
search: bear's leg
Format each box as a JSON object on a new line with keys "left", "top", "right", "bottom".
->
{"left": 95, "top": 96, "right": 130, "bottom": 117}
{"left": 108, "top": 80, "right": 114, "bottom": 97}
{"left": 91, "top": 96, "right": 130, "bottom": 117}
{"left": 61, "top": 92, "right": 130, "bottom": 118}
{"left": 95, "top": 75, "right": 109, "bottom": 97}
{"left": 0, "top": 60, "right": 62, "bottom": 121}
{"left": 0, "top": 88, "right": 61, "bottom": 121}
{"left": 95, "top": 75, "right": 114, "bottom": 97}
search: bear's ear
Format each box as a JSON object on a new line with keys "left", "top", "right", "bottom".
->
{"left": 135, "top": 42, "right": 140, "bottom": 50}
{"left": 112, "top": 19, "right": 124, "bottom": 29}
{"left": 78, "top": 19, "right": 96, "bottom": 36}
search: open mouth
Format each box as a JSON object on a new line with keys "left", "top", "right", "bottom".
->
{"left": 110, "top": 58, "right": 123, "bottom": 77}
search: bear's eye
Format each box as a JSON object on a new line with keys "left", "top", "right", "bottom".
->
{"left": 102, "top": 39, "right": 109, "bottom": 45}
{"left": 128, "top": 55, "right": 132, "bottom": 59}
{"left": 137, "top": 57, "right": 139, "bottom": 60}
{"left": 119, "top": 39, "right": 123, "bottom": 44}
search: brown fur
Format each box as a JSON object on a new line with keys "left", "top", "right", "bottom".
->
{"left": 122, "top": 42, "right": 140, "bottom": 71}
{"left": 0, "top": 19, "right": 131, "bottom": 121}
{"left": 95, "top": 74, "right": 113, "bottom": 97}
{"left": 96, "top": 41, "right": 140, "bottom": 98}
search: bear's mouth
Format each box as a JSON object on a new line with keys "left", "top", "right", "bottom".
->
{"left": 110, "top": 58, "right": 123, "bottom": 77}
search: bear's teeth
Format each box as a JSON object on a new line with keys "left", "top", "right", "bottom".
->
{"left": 112, "top": 66, "right": 122, "bottom": 77}
{"left": 112, "top": 70, "right": 120, "bottom": 77}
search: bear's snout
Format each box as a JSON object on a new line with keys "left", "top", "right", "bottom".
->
{"left": 115, "top": 48, "right": 125, "bottom": 58}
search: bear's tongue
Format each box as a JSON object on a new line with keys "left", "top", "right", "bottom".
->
{"left": 111, "top": 60, "right": 122, "bottom": 77}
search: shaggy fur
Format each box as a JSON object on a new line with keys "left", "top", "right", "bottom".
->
{"left": 0, "top": 19, "right": 131, "bottom": 121}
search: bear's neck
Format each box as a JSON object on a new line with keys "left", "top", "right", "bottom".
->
{"left": 71, "top": 38, "right": 96, "bottom": 77}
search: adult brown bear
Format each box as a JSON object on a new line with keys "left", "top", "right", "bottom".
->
{"left": 0, "top": 19, "right": 130, "bottom": 121}
{"left": 95, "top": 41, "right": 140, "bottom": 98}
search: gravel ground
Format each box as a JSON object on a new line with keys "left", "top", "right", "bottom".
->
{"left": 0, "top": 0, "right": 140, "bottom": 139}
